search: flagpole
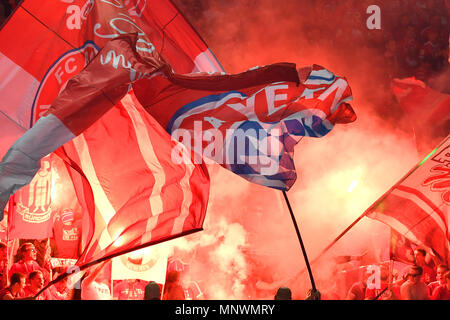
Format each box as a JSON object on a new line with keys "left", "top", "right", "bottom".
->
{"left": 281, "top": 191, "right": 317, "bottom": 293}
{"left": 280, "top": 135, "right": 450, "bottom": 285}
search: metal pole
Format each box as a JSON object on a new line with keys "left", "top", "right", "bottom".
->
{"left": 282, "top": 191, "right": 317, "bottom": 292}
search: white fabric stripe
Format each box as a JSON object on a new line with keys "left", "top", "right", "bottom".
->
{"left": 0, "top": 114, "right": 75, "bottom": 213}
{"left": 369, "top": 212, "right": 424, "bottom": 246}
{"left": 192, "top": 50, "right": 224, "bottom": 73}
{"left": 122, "top": 93, "right": 195, "bottom": 241}
{"left": 171, "top": 143, "right": 195, "bottom": 235}
{"left": 11, "top": 114, "right": 75, "bottom": 159}
{"left": 392, "top": 188, "right": 447, "bottom": 234}
{"left": 121, "top": 94, "right": 165, "bottom": 219}
{"left": 72, "top": 134, "right": 114, "bottom": 248}
{"left": 170, "top": 92, "right": 245, "bottom": 131}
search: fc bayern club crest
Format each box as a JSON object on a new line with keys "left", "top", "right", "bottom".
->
{"left": 31, "top": 41, "right": 100, "bottom": 126}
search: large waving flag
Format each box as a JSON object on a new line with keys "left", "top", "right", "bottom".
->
{"left": 0, "top": 33, "right": 210, "bottom": 267}
{"left": 134, "top": 64, "right": 356, "bottom": 190}
{"left": 0, "top": 0, "right": 222, "bottom": 160}
{"left": 366, "top": 135, "right": 450, "bottom": 264}
{"left": 389, "top": 228, "right": 416, "bottom": 265}
{"left": 0, "top": 0, "right": 217, "bottom": 268}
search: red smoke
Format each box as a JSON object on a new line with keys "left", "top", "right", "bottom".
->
{"left": 158, "top": 0, "right": 447, "bottom": 299}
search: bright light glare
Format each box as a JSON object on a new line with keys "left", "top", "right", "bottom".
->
{"left": 112, "top": 235, "right": 125, "bottom": 247}
{"left": 347, "top": 179, "right": 359, "bottom": 193}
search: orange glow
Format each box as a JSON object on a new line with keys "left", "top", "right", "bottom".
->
{"left": 112, "top": 235, "right": 125, "bottom": 248}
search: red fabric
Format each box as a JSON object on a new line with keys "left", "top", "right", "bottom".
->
{"left": 44, "top": 34, "right": 163, "bottom": 136}
{"left": 0, "top": 263, "right": 6, "bottom": 290}
{"left": 0, "top": 0, "right": 221, "bottom": 166}
{"left": 163, "top": 283, "right": 185, "bottom": 300}
{"left": 428, "top": 281, "right": 443, "bottom": 295}
{"left": 366, "top": 136, "right": 450, "bottom": 263}
{"left": 431, "top": 285, "right": 450, "bottom": 300}
{"left": 0, "top": 287, "right": 25, "bottom": 300}
{"left": 347, "top": 282, "right": 366, "bottom": 300}
{"left": 421, "top": 264, "right": 437, "bottom": 284}
{"left": 0, "top": 0, "right": 212, "bottom": 84}
{"left": 132, "top": 63, "right": 355, "bottom": 190}
{"left": 391, "top": 77, "right": 450, "bottom": 149}
{"left": 365, "top": 282, "right": 388, "bottom": 300}
{"left": 113, "top": 279, "right": 147, "bottom": 300}
{"left": 2, "top": 26, "right": 210, "bottom": 266}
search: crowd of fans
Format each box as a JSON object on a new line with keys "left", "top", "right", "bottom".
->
{"left": 292, "top": 0, "right": 450, "bottom": 86}
{"left": 0, "top": 235, "right": 206, "bottom": 300}
{"left": 0, "top": 240, "right": 184, "bottom": 300}
{"left": 342, "top": 249, "right": 450, "bottom": 300}
{"left": 338, "top": 0, "right": 450, "bottom": 82}
{"left": 1, "top": 239, "right": 449, "bottom": 299}
{"left": 272, "top": 248, "right": 450, "bottom": 300}
{"left": 354, "top": 0, "right": 446, "bottom": 82}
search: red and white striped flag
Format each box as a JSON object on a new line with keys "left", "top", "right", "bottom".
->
{"left": 0, "top": 34, "right": 210, "bottom": 267}
{"left": 67, "top": 91, "right": 210, "bottom": 265}
{"left": 366, "top": 135, "right": 450, "bottom": 264}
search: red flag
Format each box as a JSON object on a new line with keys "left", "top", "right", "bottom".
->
{"left": 0, "top": 1, "right": 354, "bottom": 273}
{"left": 133, "top": 64, "right": 355, "bottom": 190}
{"left": 389, "top": 228, "right": 415, "bottom": 265}
{"left": 366, "top": 135, "right": 450, "bottom": 264}
{"left": 0, "top": 0, "right": 222, "bottom": 159}
{"left": 7, "top": 156, "right": 55, "bottom": 240}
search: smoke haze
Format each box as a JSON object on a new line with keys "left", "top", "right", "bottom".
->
{"left": 156, "top": 0, "right": 447, "bottom": 299}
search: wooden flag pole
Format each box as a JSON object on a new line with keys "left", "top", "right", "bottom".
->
{"left": 282, "top": 190, "right": 317, "bottom": 293}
